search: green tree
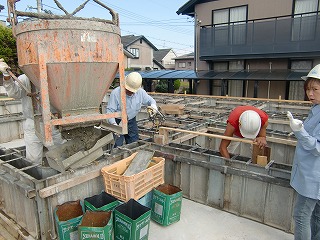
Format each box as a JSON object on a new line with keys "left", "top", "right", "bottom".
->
{"left": 155, "top": 80, "right": 168, "bottom": 93}
{"left": 0, "top": 25, "right": 18, "bottom": 73}
{"left": 174, "top": 79, "right": 181, "bottom": 92}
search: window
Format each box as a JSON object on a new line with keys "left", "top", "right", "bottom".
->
{"left": 130, "top": 48, "right": 140, "bottom": 58}
{"left": 212, "top": 5, "right": 247, "bottom": 45}
{"left": 292, "top": 0, "right": 319, "bottom": 41}
{"left": 179, "top": 62, "right": 186, "bottom": 68}
{"left": 291, "top": 60, "right": 313, "bottom": 70}
{"left": 188, "top": 62, "right": 192, "bottom": 67}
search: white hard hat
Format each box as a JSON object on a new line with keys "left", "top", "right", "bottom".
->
{"left": 301, "top": 64, "right": 320, "bottom": 81}
{"left": 125, "top": 72, "right": 142, "bottom": 93}
{"left": 239, "top": 110, "right": 261, "bottom": 139}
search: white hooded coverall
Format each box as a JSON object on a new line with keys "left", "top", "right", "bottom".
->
{"left": 3, "top": 74, "right": 64, "bottom": 164}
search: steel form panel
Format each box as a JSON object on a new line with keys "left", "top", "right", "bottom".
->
{"left": 154, "top": 143, "right": 294, "bottom": 233}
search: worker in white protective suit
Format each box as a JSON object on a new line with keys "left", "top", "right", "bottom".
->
{"left": 0, "top": 59, "right": 65, "bottom": 164}
{"left": 106, "top": 72, "right": 158, "bottom": 147}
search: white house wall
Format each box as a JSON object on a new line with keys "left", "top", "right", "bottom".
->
{"left": 128, "top": 40, "right": 154, "bottom": 70}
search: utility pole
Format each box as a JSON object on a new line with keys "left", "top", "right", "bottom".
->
{"left": 37, "top": 0, "right": 42, "bottom": 13}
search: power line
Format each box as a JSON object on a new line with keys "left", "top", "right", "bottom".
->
{"left": 89, "top": 0, "right": 193, "bottom": 35}
{"left": 4, "top": 0, "right": 194, "bottom": 55}
{"left": 40, "top": 0, "right": 194, "bottom": 51}
{"left": 121, "top": 29, "right": 193, "bottom": 55}
{"left": 29, "top": 1, "right": 194, "bottom": 35}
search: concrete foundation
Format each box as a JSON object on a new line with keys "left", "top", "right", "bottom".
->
{"left": 0, "top": 94, "right": 306, "bottom": 239}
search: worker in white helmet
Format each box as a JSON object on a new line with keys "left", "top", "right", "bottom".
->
{"left": 287, "top": 64, "right": 320, "bottom": 240}
{"left": 219, "top": 105, "right": 269, "bottom": 158}
{"left": 106, "top": 72, "right": 157, "bottom": 147}
{"left": 0, "top": 59, "right": 65, "bottom": 164}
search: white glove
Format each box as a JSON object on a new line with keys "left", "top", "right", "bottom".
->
{"left": 0, "top": 59, "right": 10, "bottom": 77}
{"left": 287, "top": 111, "right": 303, "bottom": 132}
{"left": 147, "top": 105, "right": 157, "bottom": 118}
{"left": 112, "top": 121, "right": 123, "bottom": 127}
{"left": 151, "top": 104, "right": 158, "bottom": 111}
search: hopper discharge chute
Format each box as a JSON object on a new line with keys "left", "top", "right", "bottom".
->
{"left": 7, "top": 0, "right": 128, "bottom": 147}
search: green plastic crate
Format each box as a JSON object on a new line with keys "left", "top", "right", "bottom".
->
{"left": 151, "top": 184, "right": 182, "bottom": 226}
{"left": 78, "top": 211, "right": 113, "bottom": 240}
{"left": 114, "top": 199, "right": 151, "bottom": 240}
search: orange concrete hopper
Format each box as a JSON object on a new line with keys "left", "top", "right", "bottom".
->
{"left": 12, "top": 17, "right": 127, "bottom": 146}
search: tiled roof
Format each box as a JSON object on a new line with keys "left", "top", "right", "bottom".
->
{"left": 121, "top": 35, "right": 158, "bottom": 50}
{"left": 153, "top": 49, "right": 172, "bottom": 62}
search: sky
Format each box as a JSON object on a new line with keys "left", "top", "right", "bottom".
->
{"left": 1, "top": 0, "right": 194, "bottom": 56}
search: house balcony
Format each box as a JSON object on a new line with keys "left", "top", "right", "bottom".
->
{"left": 199, "top": 14, "right": 320, "bottom": 61}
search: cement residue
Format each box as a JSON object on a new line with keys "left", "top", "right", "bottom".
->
{"left": 56, "top": 200, "right": 83, "bottom": 221}
{"left": 80, "top": 211, "right": 111, "bottom": 227}
{"left": 156, "top": 184, "right": 182, "bottom": 195}
{"left": 62, "top": 127, "right": 101, "bottom": 156}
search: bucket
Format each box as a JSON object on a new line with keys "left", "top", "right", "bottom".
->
{"left": 114, "top": 199, "right": 151, "bottom": 240}
{"left": 78, "top": 211, "right": 113, "bottom": 240}
{"left": 54, "top": 200, "right": 84, "bottom": 240}
{"left": 151, "top": 184, "right": 182, "bottom": 226}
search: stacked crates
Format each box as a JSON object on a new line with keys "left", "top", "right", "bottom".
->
{"left": 54, "top": 152, "right": 182, "bottom": 240}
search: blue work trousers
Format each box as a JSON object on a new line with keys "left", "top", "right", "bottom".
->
{"left": 114, "top": 117, "right": 139, "bottom": 147}
{"left": 293, "top": 192, "right": 320, "bottom": 240}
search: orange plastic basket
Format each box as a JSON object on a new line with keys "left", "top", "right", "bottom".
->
{"left": 101, "top": 152, "right": 165, "bottom": 202}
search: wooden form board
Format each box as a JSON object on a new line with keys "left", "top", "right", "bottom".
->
{"left": 160, "top": 104, "right": 185, "bottom": 115}
{"left": 252, "top": 145, "right": 271, "bottom": 164}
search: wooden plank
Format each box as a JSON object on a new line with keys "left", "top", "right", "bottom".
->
{"left": 154, "top": 134, "right": 165, "bottom": 145}
{"left": 207, "top": 126, "right": 297, "bottom": 146}
{"left": 159, "top": 128, "right": 169, "bottom": 144}
{"left": 160, "top": 104, "right": 185, "bottom": 115}
{"left": 0, "top": 210, "right": 27, "bottom": 240}
{"left": 189, "top": 100, "right": 207, "bottom": 105}
{"left": 0, "top": 97, "right": 14, "bottom": 101}
{"left": 171, "top": 128, "right": 208, "bottom": 144}
{"left": 123, "top": 150, "right": 154, "bottom": 176}
{"left": 38, "top": 169, "right": 101, "bottom": 198}
{"left": 257, "top": 155, "right": 268, "bottom": 166}
{"left": 166, "top": 98, "right": 184, "bottom": 104}
{"left": 252, "top": 145, "right": 271, "bottom": 164}
{"left": 159, "top": 127, "right": 255, "bottom": 144}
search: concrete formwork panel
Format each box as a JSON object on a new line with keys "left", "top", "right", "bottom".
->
{"left": 189, "top": 164, "right": 209, "bottom": 204}
{"left": 0, "top": 100, "right": 23, "bottom": 115}
{"left": 264, "top": 184, "right": 295, "bottom": 232}
{"left": 152, "top": 142, "right": 294, "bottom": 233}
{"left": 0, "top": 116, "right": 24, "bottom": 143}
{"left": 207, "top": 158, "right": 225, "bottom": 208}
{"left": 0, "top": 145, "right": 152, "bottom": 239}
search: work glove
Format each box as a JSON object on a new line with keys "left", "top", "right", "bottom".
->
{"left": 114, "top": 121, "right": 122, "bottom": 127}
{"left": 0, "top": 59, "right": 10, "bottom": 77}
{"left": 147, "top": 104, "right": 158, "bottom": 118}
{"left": 287, "top": 111, "right": 303, "bottom": 132}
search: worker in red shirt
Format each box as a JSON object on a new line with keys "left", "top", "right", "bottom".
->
{"left": 219, "top": 106, "right": 269, "bottom": 158}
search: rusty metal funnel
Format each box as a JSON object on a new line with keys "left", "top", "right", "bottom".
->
{"left": 22, "top": 62, "right": 118, "bottom": 116}
{"left": 10, "top": 13, "right": 128, "bottom": 145}
{"left": 15, "top": 19, "right": 121, "bottom": 116}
